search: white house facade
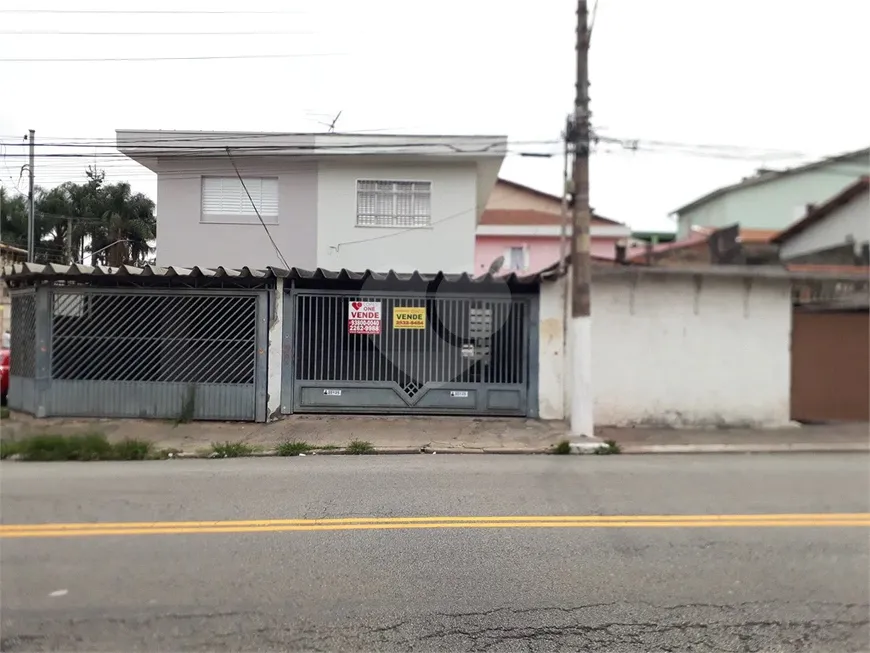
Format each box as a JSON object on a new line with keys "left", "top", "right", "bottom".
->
{"left": 773, "top": 177, "right": 869, "bottom": 261}
{"left": 673, "top": 148, "right": 870, "bottom": 239}
{"left": 116, "top": 130, "right": 507, "bottom": 273}
{"left": 538, "top": 267, "right": 795, "bottom": 428}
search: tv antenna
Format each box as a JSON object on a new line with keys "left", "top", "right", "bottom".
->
{"left": 319, "top": 110, "right": 342, "bottom": 133}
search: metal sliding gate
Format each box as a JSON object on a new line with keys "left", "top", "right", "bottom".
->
{"left": 287, "top": 291, "right": 534, "bottom": 416}
{"left": 41, "top": 288, "right": 268, "bottom": 421}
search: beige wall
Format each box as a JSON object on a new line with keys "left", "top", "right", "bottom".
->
{"left": 485, "top": 181, "right": 561, "bottom": 214}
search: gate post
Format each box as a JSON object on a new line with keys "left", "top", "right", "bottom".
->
{"left": 266, "top": 278, "right": 284, "bottom": 419}
{"left": 33, "top": 286, "right": 52, "bottom": 418}
{"left": 280, "top": 279, "right": 295, "bottom": 414}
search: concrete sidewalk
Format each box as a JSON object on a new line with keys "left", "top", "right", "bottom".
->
{"left": 2, "top": 413, "right": 867, "bottom": 455}
{"left": 599, "top": 422, "right": 870, "bottom": 454}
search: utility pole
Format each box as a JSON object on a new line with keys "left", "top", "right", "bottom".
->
{"left": 66, "top": 217, "right": 73, "bottom": 264}
{"left": 26, "top": 129, "right": 35, "bottom": 262}
{"left": 570, "top": 0, "right": 594, "bottom": 437}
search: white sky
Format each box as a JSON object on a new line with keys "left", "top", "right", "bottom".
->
{"left": 0, "top": 0, "right": 867, "bottom": 233}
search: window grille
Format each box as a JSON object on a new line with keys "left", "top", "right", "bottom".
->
{"left": 356, "top": 180, "right": 431, "bottom": 228}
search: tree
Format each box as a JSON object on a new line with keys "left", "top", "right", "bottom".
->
{"left": 86, "top": 172, "right": 156, "bottom": 267}
{"left": 2, "top": 168, "right": 156, "bottom": 266}
{"left": 0, "top": 185, "right": 28, "bottom": 249}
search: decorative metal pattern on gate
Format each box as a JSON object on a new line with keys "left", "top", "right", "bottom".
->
{"left": 51, "top": 291, "right": 258, "bottom": 384}
{"left": 9, "top": 292, "right": 36, "bottom": 377}
{"left": 291, "top": 293, "right": 531, "bottom": 415}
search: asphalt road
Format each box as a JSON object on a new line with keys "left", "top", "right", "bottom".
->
{"left": 1, "top": 454, "right": 868, "bottom": 652}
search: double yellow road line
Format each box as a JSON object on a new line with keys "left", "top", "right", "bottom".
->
{"left": 1, "top": 513, "right": 868, "bottom": 539}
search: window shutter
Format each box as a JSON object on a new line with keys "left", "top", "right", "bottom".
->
{"left": 201, "top": 177, "right": 278, "bottom": 217}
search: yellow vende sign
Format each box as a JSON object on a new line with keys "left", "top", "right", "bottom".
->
{"left": 393, "top": 306, "right": 426, "bottom": 329}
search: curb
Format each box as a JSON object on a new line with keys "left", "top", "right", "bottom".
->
{"left": 619, "top": 443, "right": 870, "bottom": 455}
{"left": 178, "top": 446, "right": 553, "bottom": 459}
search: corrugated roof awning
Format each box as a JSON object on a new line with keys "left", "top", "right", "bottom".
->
{"left": 0, "top": 262, "right": 549, "bottom": 285}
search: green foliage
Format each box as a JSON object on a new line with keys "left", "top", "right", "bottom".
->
{"left": 0, "top": 407, "right": 9, "bottom": 420}
{"left": 1, "top": 166, "right": 156, "bottom": 265}
{"left": 1, "top": 438, "right": 19, "bottom": 459}
{"left": 552, "top": 440, "right": 572, "bottom": 455}
{"left": 276, "top": 440, "right": 312, "bottom": 456}
{"left": 175, "top": 384, "right": 197, "bottom": 425}
{"left": 346, "top": 440, "right": 375, "bottom": 455}
{"left": 112, "top": 438, "right": 152, "bottom": 461}
{"left": 210, "top": 441, "right": 255, "bottom": 458}
{"left": 594, "top": 440, "right": 622, "bottom": 455}
{"left": 0, "top": 433, "right": 154, "bottom": 461}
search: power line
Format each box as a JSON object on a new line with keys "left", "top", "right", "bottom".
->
{"left": 0, "top": 8, "right": 304, "bottom": 14}
{"left": 1, "top": 52, "right": 345, "bottom": 63}
{"left": 29, "top": 135, "right": 537, "bottom": 149}
{"left": 224, "top": 146, "right": 290, "bottom": 269}
{"left": 1, "top": 30, "right": 314, "bottom": 36}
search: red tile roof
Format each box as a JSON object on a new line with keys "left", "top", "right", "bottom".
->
{"left": 480, "top": 209, "right": 625, "bottom": 227}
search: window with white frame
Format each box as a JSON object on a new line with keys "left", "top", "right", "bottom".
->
{"left": 201, "top": 177, "right": 279, "bottom": 222}
{"left": 506, "top": 245, "right": 529, "bottom": 271}
{"left": 356, "top": 180, "right": 431, "bottom": 228}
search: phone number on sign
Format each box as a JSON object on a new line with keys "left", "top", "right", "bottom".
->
{"left": 349, "top": 319, "right": 381, "bottom": 333}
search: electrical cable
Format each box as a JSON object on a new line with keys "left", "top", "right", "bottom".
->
{"left": 1, "top": 52, "right": 345, "bottom": 63}
{"left": 224, "top": 146, "right": 290, "bottom": 269}
{"left": 0, "top": 8, "right": 304, "bottom": 14}
{"left": 0, "top": 30, "right": 314, "bottom": 36}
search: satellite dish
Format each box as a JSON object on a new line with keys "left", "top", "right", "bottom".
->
{"left": 487, "top": 255, "right": 505, "bottom": 275}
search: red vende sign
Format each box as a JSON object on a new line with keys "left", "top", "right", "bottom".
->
{"left": 348, "top": 300, "right": 382, "bottom": 335}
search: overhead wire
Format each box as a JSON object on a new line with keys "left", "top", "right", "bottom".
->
{"left": 224, "top": 146, "right": 290, "bottom": 269}
{"left": 0, "top": 30, "right": 315, "bottom": 36}
{"left": 0, "top": 8, "right": 305, "bottom": 14}
{"left": 1, "top": 52, "right": 345, "bottom": 63}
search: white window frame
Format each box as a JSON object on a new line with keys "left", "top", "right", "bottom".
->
{"left": 355, "top": 179, "right": 432, "bottom": 228}
{"left": 200, "top": 176, "right": 279, "bottom": 225}
{"left": 504, "top": 244, "right": 530, "bottom": 272}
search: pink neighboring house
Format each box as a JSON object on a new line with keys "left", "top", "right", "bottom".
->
{"left": 475, "top": 179, "right": 631, "bottom": 274}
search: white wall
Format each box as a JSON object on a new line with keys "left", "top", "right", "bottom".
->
{"left": 315, "top": 161, "right": 478, "bottom": 273}
{"left": 155, "top": 157, "right": 318, "bottom": 269}
{"left": 539, "top": 272, "right": 793, "bottom": 427}
{"left": 538, "top": 275, "right": 567, "bottom": 420}
{"left": 779, "top": 189, "right": 870, "bottom": 260}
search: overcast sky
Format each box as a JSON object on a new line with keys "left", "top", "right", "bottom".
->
{"left": 0, "top": 0, "right": 867, "bottom": 232}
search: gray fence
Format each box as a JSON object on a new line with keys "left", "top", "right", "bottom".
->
{"left": 8, "top": 290, "right": 37, "bottom": 413}
{"left": 9, "top": 287, "right": 268, "bottom": 421}
{"left": 286, "top": 290, "right": 536, "bottom": 416}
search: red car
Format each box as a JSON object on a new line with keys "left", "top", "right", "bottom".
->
{"left": 0, "top": 348, "right": 9, "bottom": 405}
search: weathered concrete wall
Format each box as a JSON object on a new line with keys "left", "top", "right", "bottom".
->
{"left": 539, "top": 273, "right": 793, "bottom": 427}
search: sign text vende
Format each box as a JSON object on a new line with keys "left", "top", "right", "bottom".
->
{"left": 348, "top": 300, "right": 382, "bottom": 335}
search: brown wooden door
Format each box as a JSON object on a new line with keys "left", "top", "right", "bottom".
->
{"left": 791, "top": 310, "right": 869, "bottom": 422}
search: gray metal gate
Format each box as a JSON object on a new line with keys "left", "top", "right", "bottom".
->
{"left": 286, "top": 291, "right": 534, "bottom": 416}
{"left": 43, "top": 288, "right": 268, "bottom": 421}
{"left": 8, "top": 289, "right": 37, "bottom": 414}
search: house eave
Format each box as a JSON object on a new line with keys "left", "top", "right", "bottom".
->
{"left": 116, "top": 130, "right": 507, "bottom": 171}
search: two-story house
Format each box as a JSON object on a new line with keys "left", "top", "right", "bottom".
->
{"left": 475, "top": 178, "right": 631, "bottom": 273}
{"left": 116, "top": 130, "right": 507, "bottom": 273}
{"left": 673, "top": 147, "right": 870, "bottom": 240}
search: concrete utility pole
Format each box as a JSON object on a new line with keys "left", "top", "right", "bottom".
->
{"left": 66, "top": 217, "right": 74, "bottom": 264}
{"left": 570, "top": 0, "right": 594, "bottom": 437}
{"left": 27, "top": 129, "right": 35, "bottom": 262}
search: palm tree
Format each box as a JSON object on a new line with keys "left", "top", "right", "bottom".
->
{"left": 1, "top": 185, "right": 29, "bottom": 249}
{"left": 29, "top": 167, "right": 156, "bottom": 266}
{"left": 89, "top": 180, "right": 156, "bottom": 267}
